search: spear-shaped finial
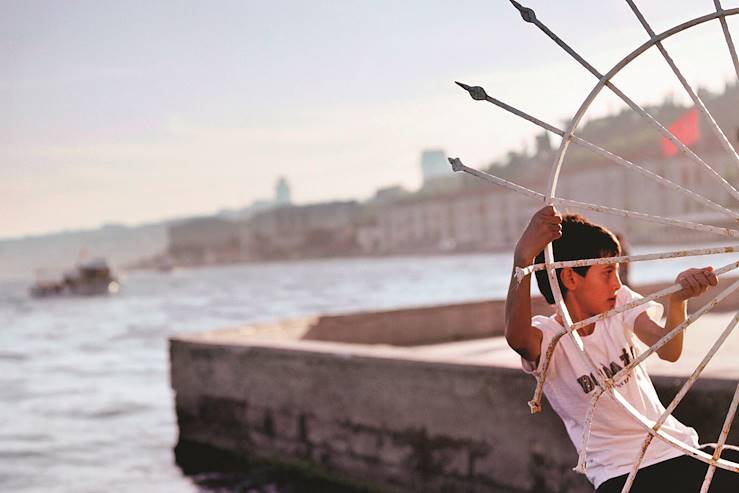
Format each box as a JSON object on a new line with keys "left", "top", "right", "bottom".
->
{"left": 454, "top": 81, "right": 488, "bottom": 101}
{"left": 448, "top": 157, "right": 465, "bottom": 172}
{"left": 509, "top": 0, "right": 537, "bottom": 23}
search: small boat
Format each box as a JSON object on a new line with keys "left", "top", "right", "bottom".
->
{"left": 30, "top": 258, "right": 120, "bottom": 298}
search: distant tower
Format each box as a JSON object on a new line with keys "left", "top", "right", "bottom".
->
{"left": 275, "top": 176, "right": 292, "bottom": 205}
{"left": 420, "top": 149, "right": 450, "bottom": 185}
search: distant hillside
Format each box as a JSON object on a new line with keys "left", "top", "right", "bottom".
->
{"left": 485, "top": 82, "right": 739, "bottom": 179}
{"left": 7, "top": 85, "right": 738, "bottom": 281}
{"left": 0, "top": 223, "right": 168, "bottom": 281}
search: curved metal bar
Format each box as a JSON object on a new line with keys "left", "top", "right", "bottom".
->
{"left": 543, "top": 115, "right": 611, "bottom": 411}
{"left": 537, "top": 5, "right": 739, "bottom": 377}
{"left": 535, "top": 6, "right": 739, "bottom": 476}
{"left": 609, "top": 389, "right": 739, "bottom": 474}
{"left": 451, "top": 4, "right": 739, "bottom": 480}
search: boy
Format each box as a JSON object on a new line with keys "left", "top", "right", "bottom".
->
{"left": 505, "top": 205, "right": 738, "bottom": 492}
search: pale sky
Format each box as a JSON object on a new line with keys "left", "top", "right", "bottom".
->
{"left": 3, "top": 0, "right": 739, "bottom": 239}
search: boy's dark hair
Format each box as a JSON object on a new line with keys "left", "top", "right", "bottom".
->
{"left": 534, "top": 214, "right": 621, "bottom": 304}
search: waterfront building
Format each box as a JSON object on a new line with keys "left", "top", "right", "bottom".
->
{"left": 241, "top": 201, "right": 361, "bottom": 260}
{"left": 167, "top": 217, "right": 242, "bottom": 266}
{"left": 615, "top": 150, "right": 736, "bottom": 244}
{"left": 357, "top": 174, "right": 544, "bottom": 255}
{"left": 370, "top": 185, "right": 409, "bottom": 204}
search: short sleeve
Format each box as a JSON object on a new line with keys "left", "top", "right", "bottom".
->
{"left": 521, "top": 315, "right": 560, "bottom": 375}
{"left": 617, "top": 285, "right": 664, "bottom": 336}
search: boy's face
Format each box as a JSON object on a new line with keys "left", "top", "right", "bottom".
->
{"left": 569, "top": 261, "right": 622, "bottom": 317}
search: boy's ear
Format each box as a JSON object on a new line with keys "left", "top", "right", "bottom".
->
{"left": 560, "top": 267, "right": 579, "bottom": 291}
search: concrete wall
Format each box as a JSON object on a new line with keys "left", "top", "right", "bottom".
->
{"left": 170, "top": 278, "right": 739, "bottom": 492}
{"left": 171, "top": 339, "right": 585, "bottom": 492}
{"left": 303, "top": 297, "right": 554, "bottom": 346}
{"left": 300, "top": 277, "right": 739, "bottom": 346}
{"left": 170, "top": 337, "right": 739, "bottom": 493}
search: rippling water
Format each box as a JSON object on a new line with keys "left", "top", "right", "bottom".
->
{"left": 1, "top": 248, "right": 735, "bottom": 492}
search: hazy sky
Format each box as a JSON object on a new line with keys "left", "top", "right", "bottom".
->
{"left": 4, "top": 0, "right": 739, "bottom": 238}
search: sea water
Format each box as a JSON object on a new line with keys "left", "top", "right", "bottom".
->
{"left": 1, "top": 246, "right": 735, "bottom": 492}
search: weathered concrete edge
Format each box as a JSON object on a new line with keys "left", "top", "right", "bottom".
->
{"left": 170, "top": 335, "right": 739, "bottom": 493}
{"left": 171, "top": 332, "right": 514, "bottom": 370}
{"left": 169, "top": 337, "right": 572, "bottom": 492}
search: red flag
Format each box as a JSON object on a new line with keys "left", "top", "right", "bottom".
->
{"left": 661, "top": 107, "right": 700, "bottom": 157}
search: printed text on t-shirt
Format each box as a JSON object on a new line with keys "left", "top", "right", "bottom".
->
{"left": 576, "top": 345, "right": 636, "bottom": 393}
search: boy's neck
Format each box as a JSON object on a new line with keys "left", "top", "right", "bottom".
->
{"left": 555, "top": 300, "right": 596, "bottom": 337}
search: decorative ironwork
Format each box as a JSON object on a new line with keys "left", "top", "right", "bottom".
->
{"left": 449, "top": 2, "right": 739, "bottom": 491}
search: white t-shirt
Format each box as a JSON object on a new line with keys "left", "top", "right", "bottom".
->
{"left": 522, "top": 285, "right": 700, "bottom": 488}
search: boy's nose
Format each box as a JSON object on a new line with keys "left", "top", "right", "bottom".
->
{"left": 611, "top": 272, "right": 623, "bottom": 291}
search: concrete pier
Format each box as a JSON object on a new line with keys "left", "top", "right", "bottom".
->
{"left": 170, "top": 281, "right": 739, "bottom": 492}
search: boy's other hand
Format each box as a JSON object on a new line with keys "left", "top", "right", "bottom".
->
{"left": 514, "top": 205, "right": 562, "bottom": 265}
{"left": 671, "top": 267, "right": 719, "bottom": 303}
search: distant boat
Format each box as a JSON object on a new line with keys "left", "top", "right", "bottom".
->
{"left": 30, "top": 258, "right": 120, "bottom": 298}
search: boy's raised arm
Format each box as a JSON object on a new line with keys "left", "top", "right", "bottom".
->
{"left": 634, "top": 266, "right": 718, "bottom": 362}
{"left": 505, "top": 205, "right": 563, "bottom": 363}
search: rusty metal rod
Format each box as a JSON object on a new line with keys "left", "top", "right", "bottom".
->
{"left": 515, "top": 245, "right": 739, "bottom": 282}
{"left": 570, "top": 260, "right": 739, "bottom": 333}
{"left": 700, "top": 383, "right": 739, "bottom": 492}
{"left": 575, "top": 387, "right": 605, "bottom": 474}
{"left": 527, "top": 328, "right": 568, "bottom": 414}
{"left": 613, "top": 278, "right": 739, "bottom": 384}
{"left": 448, "top": 158, "right": 739, "bottom": 239}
